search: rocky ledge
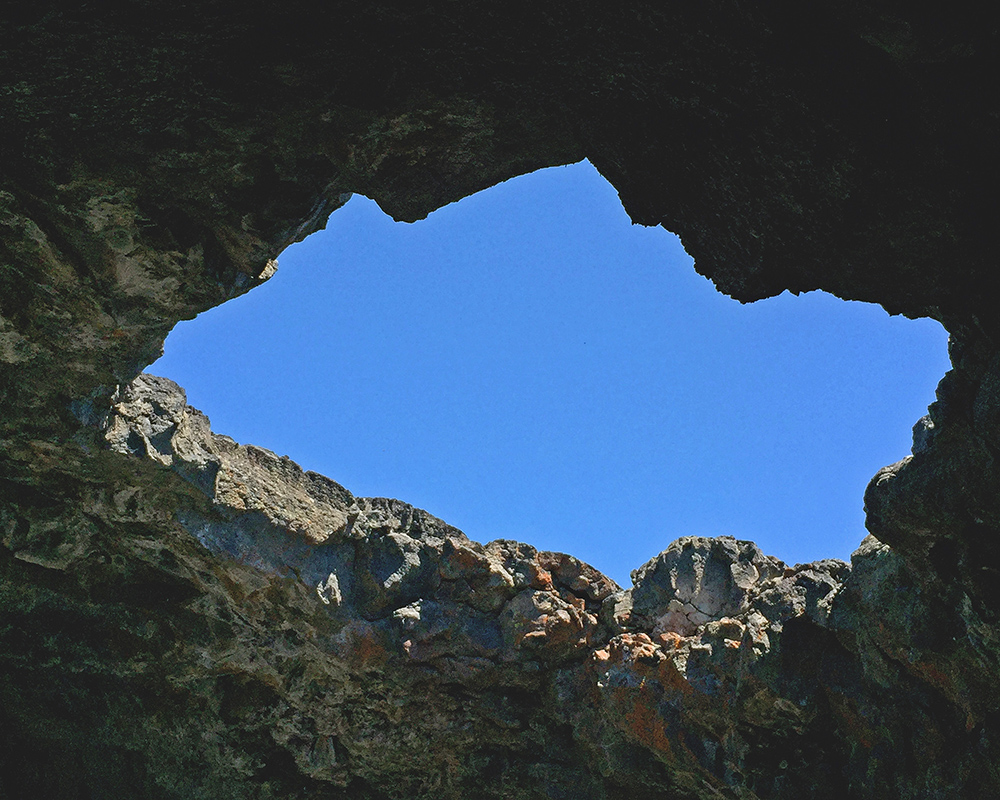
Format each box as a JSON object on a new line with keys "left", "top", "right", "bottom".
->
{"left": 4, "top": 374, "right": 990, "bottom": 798}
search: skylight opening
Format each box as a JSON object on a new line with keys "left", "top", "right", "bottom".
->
{"left": 152, "top": 160, "right": 949, "bottom": 586}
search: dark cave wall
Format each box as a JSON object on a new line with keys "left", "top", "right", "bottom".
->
{"left": 5, "top": 2, "right": 996, "bottom": 327}
{"left": 1, "top": 2, "right": 998, "bottom": 798}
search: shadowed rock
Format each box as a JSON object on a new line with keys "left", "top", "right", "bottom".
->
{"left": 1, "top": 3, "right": 998, "bottom": 797}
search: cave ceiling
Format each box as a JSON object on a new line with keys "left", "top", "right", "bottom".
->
{"left": 1, "top": 3, "right": 997, "bottom": 798}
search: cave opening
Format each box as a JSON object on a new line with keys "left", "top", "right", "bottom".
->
{"left": 152, "top": 160, "right": 949, "bottom": 586}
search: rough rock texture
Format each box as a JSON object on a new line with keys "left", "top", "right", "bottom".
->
{"left": 1, "top": 3, "right": 998, "bottom": 798}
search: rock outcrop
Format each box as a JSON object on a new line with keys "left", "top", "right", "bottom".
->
{"left": 1, "top": 3, "right": 997, "bottom": 798}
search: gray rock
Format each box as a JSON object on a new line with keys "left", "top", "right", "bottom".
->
{"left": 629, "top": 535, "right": 785, "bottom": 635}
{"left": 2, "top": 7, "right": 998, "bottom": 794}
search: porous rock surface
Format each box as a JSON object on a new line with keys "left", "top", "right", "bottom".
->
{"left": 1, "top": 3, "right": 998, "bottom": 798}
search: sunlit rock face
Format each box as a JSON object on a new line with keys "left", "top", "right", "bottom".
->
{"left": 1, "top": 3, "right": 998, "bottom": 798}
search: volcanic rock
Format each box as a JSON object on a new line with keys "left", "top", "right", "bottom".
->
{"left": 1, "top": 3, "right": 997, "bottom": 797}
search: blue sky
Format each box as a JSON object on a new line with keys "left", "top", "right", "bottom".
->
{"left": 152, "top": 160, "right": 950, "bottom": 587}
